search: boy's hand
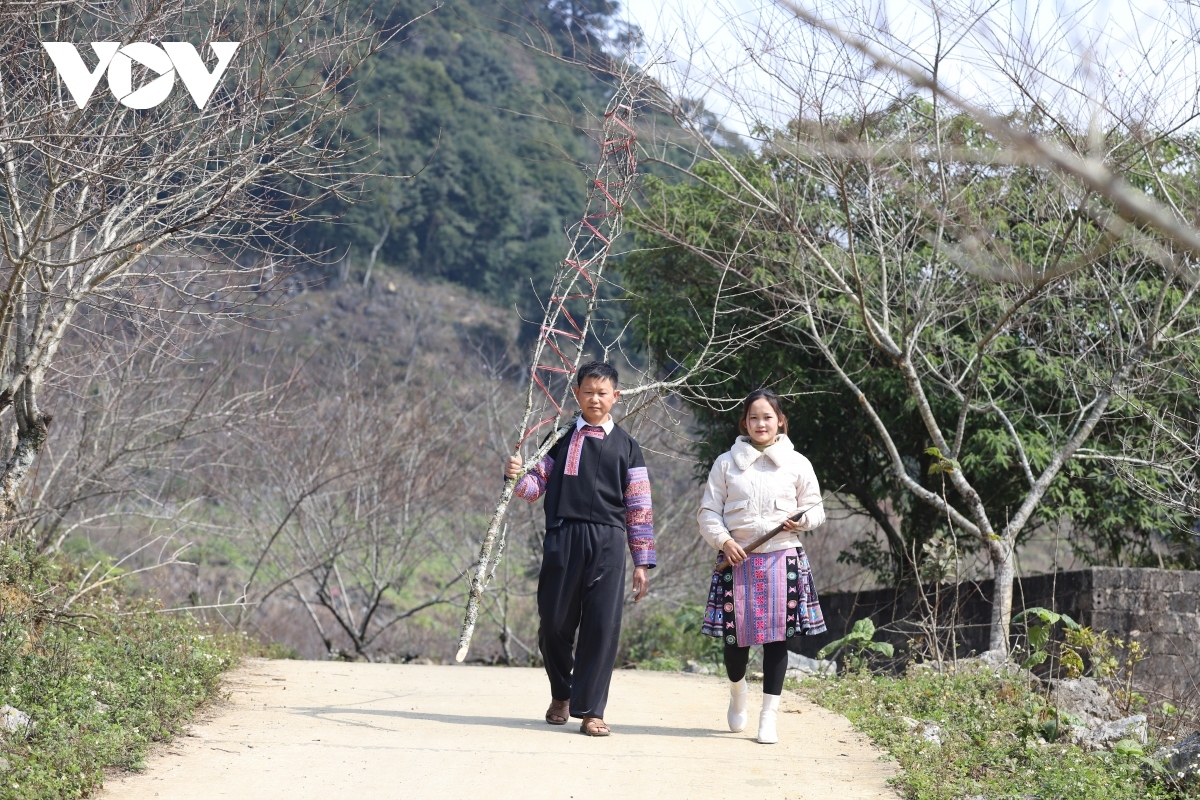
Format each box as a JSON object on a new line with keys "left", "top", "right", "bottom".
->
{"left": 632, "top": 566, "right": 649, "bottom": 602}
{"left": 504, "top": 455, "right": 523, "bottom": 480}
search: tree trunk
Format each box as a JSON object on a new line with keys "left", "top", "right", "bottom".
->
{"left": 987, "top": 537, "right": 1016, "bottom": 653}
{"left": 0, "top": 405, "right": 51, "bottom": 522}
{"left": 363, "top": 222, "right": 390, "bottom": 290}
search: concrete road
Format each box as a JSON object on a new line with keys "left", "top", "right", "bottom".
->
{"left": 100, "top": 659, "right": 899, "bottom": 800}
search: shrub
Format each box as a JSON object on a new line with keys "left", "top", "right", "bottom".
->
{"left": 817, "top": 617, "right": 894, "bottom": 671}
{"left": 0, "top": 540, "right": 241, "bottom": 799}
{"left": 619, "top": 602, "right": 722, "bottom": 668}
{"left": 806, "top": 669, "right": 1173, "bottom": 800}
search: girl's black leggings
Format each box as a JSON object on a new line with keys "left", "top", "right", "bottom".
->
{"left": 724, "top": 641, "right": 789, "bottom": 696}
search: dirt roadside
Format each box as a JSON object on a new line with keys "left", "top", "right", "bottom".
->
{"left": 99, "top": 659, "right": 899, "bottom": 800}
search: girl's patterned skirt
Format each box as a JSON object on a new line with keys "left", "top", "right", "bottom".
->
{"left": 701, "top": 547, "right": 826, "bottom": 647}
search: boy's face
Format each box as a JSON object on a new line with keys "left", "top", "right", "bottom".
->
{"left": 573, "top": 376, "right": 620, "bottom": 425}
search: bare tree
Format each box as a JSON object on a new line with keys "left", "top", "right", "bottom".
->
{"left": 0, "top": 0, "right": 419, "bottom": 521}
{"left": 23, "top": 276, "right": 292, "bottom": 554}
{"left": 630, "top": 0, "right": 1200, "bottom": 653}
{"left": 199, "top": 352, "right": 473, "bottom": 660}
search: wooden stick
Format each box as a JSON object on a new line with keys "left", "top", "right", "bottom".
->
{"left": 454, "top": 418, "right": 574, "bottom": 663}
{"left": 453, "top": 70, "right": 644, "bottom": 664}
{"left": 741, "top": 487, "right": 843, "bottom": 554}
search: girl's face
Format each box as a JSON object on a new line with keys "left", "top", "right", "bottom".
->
{"left": 744, "top": 398, "right": 781, "bottom": 445}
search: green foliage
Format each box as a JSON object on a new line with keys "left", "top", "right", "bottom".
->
{"left": 1061, "top": 627, "right": 1148, "bottom": 714}
{"left": 295, "top": 0, "right": 621, "bottom": 307}
{"left": 817, "top": 617, "right": 894, "bottom": 670}
{"left": 1113, "top": 738, "right": 1145, "bottom": 757}
{"left": 1011, "top": 606, "right": 1080, "bottom": 671}
{"left": 624, "top": 117, "right": 1200, "bottom": 585}
{"left": 636, "top": 656, "right": 686, "bottom": 672}
{"left": 619, "top": 602, "right": 722, "bottom": 668}
{"left": 0, "top": 542, "right": 243, "bottom": 799}
{"left": 1010, "top": 611, "right": 1148, "bottom": 715}
{"left": 924, "top": 447, "right": 959, "bottom": 477}
{"left": 807, "top": 670, "right": 1173, "bottom": 800}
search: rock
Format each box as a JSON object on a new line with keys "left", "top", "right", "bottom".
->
{"left": 1045, "top": 677, "right": 1146, "bottom": 752}
{"left": 963, "top": 650, "right": 1035, "bottom": 678}
{"left": 971, "top": 649, "right": 1010, "bottom": 670}
{"left": 1102, "top": 715, "right": 1148, "bottom": 746}
{"left": 1048, "top": 678, "right": 1120, "bottom": 727}
{"left": 1144, "top": 730, "right": 1200, "bottom": 791}
{"left": 682, "top": 660, "right": 713, "bottom": 675}
{"left": 1069, "top": 714, "right": 1147, "bottom": 750}
{"left": 900, "top": 716, "right": 943, "bottom": 746}
{"left": 0, "top": 705, "right": 30, "bottom": 733}
{"left": 907, "top": 650, "right": 1033, "bottom": 680}
{"left": 0, "top": 756, "right": 9, "bottom": 772}
{"left": 786, "top": 652, "right": 835, "bottom": 677}
{"left": 1069, "top": 726, "right": 1115, "bottom": 749}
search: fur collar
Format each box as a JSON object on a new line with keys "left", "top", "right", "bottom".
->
{"left": 731, "top": 434, "right": 795, "bottom": 470}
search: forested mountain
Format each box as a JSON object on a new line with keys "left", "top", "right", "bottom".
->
{"left": 296, "top": 0, "right": 626, "bottom": 302}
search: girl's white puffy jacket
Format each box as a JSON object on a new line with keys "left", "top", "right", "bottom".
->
{"left": 697, "top": 434, "right": 825, "bottom": 554}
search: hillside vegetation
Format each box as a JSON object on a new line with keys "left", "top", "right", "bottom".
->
{"left": 295, "top": 0, "right": 623, "bottom": 306}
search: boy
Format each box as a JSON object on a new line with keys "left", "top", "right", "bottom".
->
{"left": 505, "top": 361, "right": 655, "bottom": 737}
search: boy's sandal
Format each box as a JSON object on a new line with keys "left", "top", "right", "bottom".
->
{"left": 545, "top": 700, "right": 569, "bottom": 725}
{"left": 580, "top": 717, "right": 610, "bottom": 736}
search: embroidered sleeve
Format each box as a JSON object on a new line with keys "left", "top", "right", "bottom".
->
{"left": 514, "top": 454, "right": 554, "bottom": 501}
{"left": 624, "top": 465, "right": 656, "bottom": 568}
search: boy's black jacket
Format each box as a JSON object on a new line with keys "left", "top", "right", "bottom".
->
{"left": 543, "top": 423, "right": 645, "bottom": 530}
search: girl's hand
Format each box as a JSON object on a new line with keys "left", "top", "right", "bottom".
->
{"left": 721, "top": 539, "right": 748, "bottom": 565}
{"left": 782, "top": 513, "right": 804, "bottom": 532}
{"left": 504, "top": 455, "right": 523, "bottom": 480}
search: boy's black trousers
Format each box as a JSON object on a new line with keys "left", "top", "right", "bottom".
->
{"left": 537, "top": 520, "right": 626, "bottom": 720}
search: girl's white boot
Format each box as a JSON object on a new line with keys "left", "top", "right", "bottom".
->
{"left": 727, "top": 678, "right": 749, "bottom": 732}
{"left": 757, "top": 693, "right": 781, "bottom": 744}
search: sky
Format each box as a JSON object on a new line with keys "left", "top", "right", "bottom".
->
{"left": 615, "top": 0, "right": 1200, "bottom": 140}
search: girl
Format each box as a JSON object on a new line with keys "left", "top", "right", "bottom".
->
{"left": 698, "top": 389, "right": 827, "bottom": 744}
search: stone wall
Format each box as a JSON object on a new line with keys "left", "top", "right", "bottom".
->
{"left": 789, "top": 568, "right": 1200, "bottom": 696}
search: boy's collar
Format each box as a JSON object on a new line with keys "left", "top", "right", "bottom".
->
{"left": 576, "top": 415, "right": 614, "bottom": 434}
